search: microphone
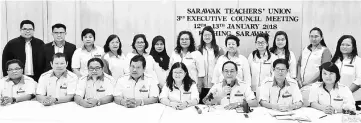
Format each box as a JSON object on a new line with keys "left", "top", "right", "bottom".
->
{"left": 227, "top": 84, "right": 231, "bottom": 99}
{"left": 195, "top": 106, "right": 202, "bottom": 114}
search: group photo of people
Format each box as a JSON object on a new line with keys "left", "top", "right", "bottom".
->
{"left": 1, "top": 1, "right": 361, "bottom": 123}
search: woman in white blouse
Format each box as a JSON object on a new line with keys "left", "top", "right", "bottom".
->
{"left": 269, "top": 31, "right": 297, "bottom": 79}
{"left": 102, "top": 34, "right": 127, "bottom": 80}
{"left": 331, "top": 35, "right": 361, "bottom": 110}
{"left": 170, "top": 31, "right": 205, "bottom": 92}
{"left": 197, "top": 26, "right": 224, "bottom": 104}
{"left": 149, "top": 35, "right": 170, "bottom": 89}
{"left": 125, "top": 34, "right": 158, "bottom": 84}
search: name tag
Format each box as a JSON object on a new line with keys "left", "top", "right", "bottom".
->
{"left": 60, "top": 86, "right": 67, "bottom": 89}
{"left": 237, "top": 64, "right": 241, "bottom": 66}
{"left": 234, "top": 93, "right": 243, "bottom": 96}
{"left": 94, "top": 55, "right": 101, "bottom": 58}
{"left": 334, "top": 98, "right": 343, "bottom": 101}
{"left": 17, "top": 90, "right": 25, "bottom": 94}
{"left": 264, "top": 62, "right": 271, "bottom": 65}
{"left": 139, "top": 89, "right": 149, "bottom": 92}
{"left": 96, "top": 89, "right": 105, "bottom": 92}
{"left": 282, "top": 94, "right": 292, "bottom": 98}
{"left": 185, "top": 57, "right": 193, "bottom": 60}
{"left": 183, "top": 92, "right": 191, "bottom": 94}
{"left": 345, "top": 64, "right": 354, "bottom": 67}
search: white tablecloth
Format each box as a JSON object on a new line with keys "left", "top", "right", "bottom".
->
{"left": 0, "top": 101, "right": 358, "bottom": 123}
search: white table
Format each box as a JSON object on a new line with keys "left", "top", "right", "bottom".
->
{"left": 0, "top": 101, "right": 357, "bottom": 123}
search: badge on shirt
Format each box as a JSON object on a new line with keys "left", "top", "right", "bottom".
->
{"left": 264, "top": 62, "right": 271, "bottom": 65}
{"left": 94, "top": 54, "right": 102, "bottom": 58}
{"left": 97, "top": 86, "right": 105, "bottom": 92}
{"left": 334, "top": 95, "right": 343, "bottom": 101}
{"left": 139, "top": 85, "right": 148, "bottom": 92}
{"left": 345, "top": 64, "right": 354, "bottom": 67}
{"left": 234, "top": 90, "right": 243, "bottom": 96}
{"left": 183, "top": 92, "right": 191, "bottom": 94}
{"left": 60, "top": 83, "right": 67, "bottom": 89}
{"left": 236, "top": 63, "right": 241, "bottom": 66}
{"left": 17, "top": 88, "right": 25, "bottom": 94}
{"left": 185, "top": 57, "right": 193, "bottom": 60}
{"left": 282, "top": 91, "right": 292, "bottom": 98}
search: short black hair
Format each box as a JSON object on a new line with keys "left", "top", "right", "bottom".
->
{"left": 87, "top": 58, "right": 104, "bottom": 68}
{"left": 52, "top": 23, "right": 66, "bottom": 32}
{"left": 225, "top": 34, "right": 240, "bottom": 46}
{"left": 51, "top": 53, "right": 67, "bottom": 63}
{"left": 81, "top": 28, "right": 96, "bottom": 40}
{"left": 5, "top": 59, "right": 24, "bottom": 71}
{"left": 20, "top": 20, "right": 35, "bottom": 29}
{"left": 132, "top": 34, "right": 148, "bottom": 53}
{"left": 273, "top": 58, "right": 289, "bottom": 69}
{"left": 130, "top": 55, "right": 146, "bottom": 69}
{"left": 319, "top": 62, "right": 340, "bottom": 84}
{"left": 222, "top": 61, "right": 238, "bottom": 72}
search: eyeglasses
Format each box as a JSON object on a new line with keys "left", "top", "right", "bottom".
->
{"left": 21, "top": 28, "right": 34, "bottom": 31}
{"left": 256, "top": 41, "right": 267, "bottom": 45}
{"left": 7, "top": 67, "right": 22, "bottom": 72}
{"left": 274, "top": 68, "right": 287, "bottom": 72}
{"left": 88, "top": 67, "right": 102, "bottom": 71}
{"left": 53, "top": 32, "right": 65, "bottom": 35}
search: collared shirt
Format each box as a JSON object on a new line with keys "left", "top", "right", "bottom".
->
{"left": 159, "top": 82, "right": 199, "bottom": 103}
{"left": 299, "top": 45, "right": 332, "bottom": 85}
{"left": 272, "top": 50, "right": 297, "bottom": 79}
{"left": 0, "top": 75, "right": 37, "bottom": 97}
{"left": 125, "top": 51, "right": 158, "bottom": 84}
{"left": 52, "top": 41, "right": 65, "bottom": 53}
{"left": 114, "top": 74, "right": 159, "bottom": 99}
{"left": 259, "top": 77, "right": 302, "bottom": 105}
{"left": 71, "top": 45, "right": 104, "bottom": 77}
{"left": 170, "top": 50, "right": 205, "bottom": 84}
{"left": 308, "top": 82, "right": 355, "bottom": 111}
{"left": 206, "top": 79, "right": 255, "bottom": 106}
{"left": 335, "top": 56, "right": 361, "bottom": 101}
{"left": 75, "top": 73, "right": 114, "bottom": 100}
{"left": 202, "top": 47, "right": 217, "bottom": 88}
{"left": 212, "top": 53, "right": 251, "bottom": 87}
{"left": 103, "top": 52, "right": 127, "bottom": 80}
{"left": 36, "top": 70, "right": 78, "bottom": 98}
{"left": 24, "top": 40, "right": 34, "bottom": 76}
{"left": 248, "top": 52, "right": 277, "bottom": 92}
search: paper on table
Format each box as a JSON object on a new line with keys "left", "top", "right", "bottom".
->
{"left": 276, "top": 115, "right": 312, "bottom": 122}
{"left": 268, "top": 110, "right": 295, "bottom": 117}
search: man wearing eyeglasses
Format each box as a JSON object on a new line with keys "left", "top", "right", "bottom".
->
{"left": 2, "top": 20, "right": 45, "bottom": 81}
{"left": 0, "top": 59, "right": 37, "bottom": 106}
{"left": 259, "top": 58, "right": 303, "bottom": 112}
{"left": 43, "top": 23, "right": 76, "bottom": 72}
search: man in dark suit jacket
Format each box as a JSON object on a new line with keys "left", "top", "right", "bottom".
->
{"left": 43, "top": 23, "right": 76, "bottom": 72}
{"left": 2, "top": 20, "right": 45, "bottom": 81}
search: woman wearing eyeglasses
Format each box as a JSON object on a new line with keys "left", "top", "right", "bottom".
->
{"left": 125, "top": 34, "right": 159, "bottom": 85}
{"left": 74, "top": 58, "right": 115, "bottom": 108}
{"left": 248, "top": 33, "right": 276, "bottom": 99}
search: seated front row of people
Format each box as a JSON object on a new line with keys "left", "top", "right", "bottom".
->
{"left": 0, "top": 53, "right": 357, "bottom": 113}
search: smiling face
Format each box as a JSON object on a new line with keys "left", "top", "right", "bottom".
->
{"left": 321, "top": 69, "right": 337, "bottom": 85}
{"left": 309, "top": 30, "right": 322, "bottom": 46}
{"left": 275, "top": 35, "right": 286, "bottom": 49}
{"left": 222, "top": 63, "right": 238, "bottom": 81}
{"left": 51, "top": 57, "right": 67, "bottom": 74}
{"left": 172, "top": 67, "right": 186, "bottom": 82}
{"left": 180, "top": 34, "right": 190, "bottom": 49}
{"left": 340, "top": 38, "right": 353, "bottom": 55}
{"left": 88, "top": 61, "right": 103, "bottom": 77}
{"left": 154, "top": 40, "right": 165, "bottom": 53}
{"left": 255, "top": 37, "right": 268, "bottom": 51}
{"left": 20, "top": 24, "right": 34, "bottom": 39}
{"left": 7, "top": 63, "right": 23, "bottom": 80}
{"left": 109, "top": 38, "right": 120, "bottom": 52}
{"left": 203, "top": 30, "right": 212, "bottom": 44}
{"left": 226, "top": 39, "right": 238, "bottom": 53}
{"left": 135, "top": 37, "right": 145, "bottom": 52}
{"left": 82, "top": 33, "right": 95, "bottom": 46}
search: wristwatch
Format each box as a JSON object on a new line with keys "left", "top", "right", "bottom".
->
{"left": 54, "top": 98, "right": 59, "bottom": 104}
{"left": 11, "top": 97, "right": 16, "bottom": 104}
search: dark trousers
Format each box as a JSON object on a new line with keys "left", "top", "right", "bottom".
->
{"left": 356, "top": 101, "right": 361, "bottom": 110}
{"left": 199, "top": 88, "right": 210, "bottom": 104}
